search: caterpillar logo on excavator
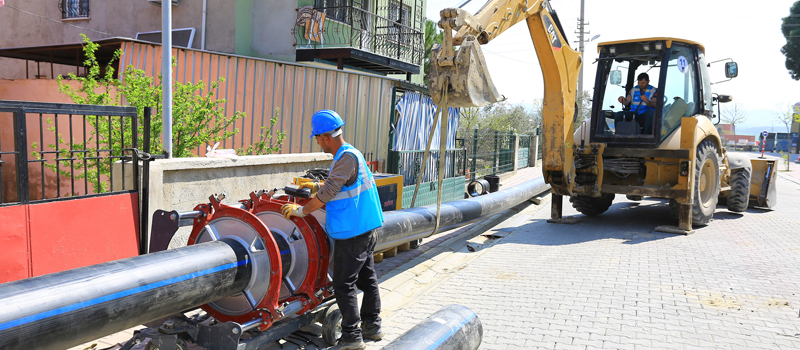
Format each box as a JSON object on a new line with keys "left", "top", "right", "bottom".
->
{"left": 429, "top": 0, "right": 777, "bottom": 233}
{"left": 542, "top": 15, "right": 561, "bottom": 50}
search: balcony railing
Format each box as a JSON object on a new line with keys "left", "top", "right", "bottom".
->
{"left": 296, "top": 5, "right": 424, "bottom": 68}
{"left": 59, "top": 0, "right": 90, "bottom": 19}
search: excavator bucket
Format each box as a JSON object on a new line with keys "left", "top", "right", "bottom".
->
{"left": 749, "top": 158, "right": 778, "bottom": 209}
{"left": 429, "top": 35, "right": 502, "bottom": 107}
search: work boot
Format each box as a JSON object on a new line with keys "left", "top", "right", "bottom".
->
{"left": 361, "top": 322, "right": 384, "bottom": 340}
{"left": 326, "top": 339, "right": 366, "bottom": 350}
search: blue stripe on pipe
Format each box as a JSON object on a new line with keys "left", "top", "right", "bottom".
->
{"left": 0, "top": 259, "right": 250, "bottom": 332}
{"left": 425, "top": 311, "right": 476, "bottom": 350}
{"left": 280, "top": 250, "right": 291, "bottom": 255}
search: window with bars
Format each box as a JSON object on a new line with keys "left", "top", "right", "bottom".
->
{"left": 60, "top": 0, "right": 90, "bottom": 19}
{"left": 387, "top": 0, "right": 410, "bottom": 41}
{"left": 315, "top": 0, "right": 350, "bottom": 23}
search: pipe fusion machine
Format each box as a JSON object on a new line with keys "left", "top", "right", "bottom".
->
{"left": 0, "top": 172, "right": 549, "bottom": 350}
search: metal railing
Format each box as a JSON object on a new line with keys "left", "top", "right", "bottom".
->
{"left": 462, "top": 130, "right": 517, "bottom": 182}
{"left": 59, "top": 0, "right": 90, "bottom": 19}
{"left": 0, "top": 101, "right": 142, "bottom": 205}
{"left": 517, "top": 135, "right": 531, "bottom": 169}
{"left": 297, "top": 5, "right": 424, "bottom": 67}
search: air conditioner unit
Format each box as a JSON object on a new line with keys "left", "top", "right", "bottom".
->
{"left": 148, "top": 0, "right": 179, "bottom": 6}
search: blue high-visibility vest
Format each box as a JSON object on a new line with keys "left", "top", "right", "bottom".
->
{"left": 631, "top": 85, "right": 657, "bottom": 114}
{"left": 324, "top": 143, "right": 384, "bottom": 239}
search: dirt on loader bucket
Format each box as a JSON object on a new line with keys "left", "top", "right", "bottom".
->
{"left": 429, "top": 35, "right": 502, "bottom": 108}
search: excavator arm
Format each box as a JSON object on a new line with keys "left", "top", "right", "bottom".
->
{"left": 429, "top": 0, "right": 582, "bottom": 194}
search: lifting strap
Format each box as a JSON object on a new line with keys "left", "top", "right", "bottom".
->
{"left": 410, "top": 78, "right": 449, "bottom": 235}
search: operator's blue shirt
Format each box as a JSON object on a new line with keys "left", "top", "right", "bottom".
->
{"left": 631, "top": 85, "right": 657, "bottom": 114}
{"left": 324, "top": 143, "right": 384, "bottom": 239}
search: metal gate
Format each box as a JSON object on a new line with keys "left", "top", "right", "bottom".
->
{"left": 0, "top": 101, "right": 150, "bottom": 283}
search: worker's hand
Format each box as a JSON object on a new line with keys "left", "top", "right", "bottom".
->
{"left": 299, "top": 181, "right": 321, "bottom": 194}
{"left": 280, "top": 203, "right": 307, "bottom": 220}
{"left": 618, "top": 96, "right": 625, "bottom": 104}
{"left": 641, "top": 94, "right": 649, "bottom": 103}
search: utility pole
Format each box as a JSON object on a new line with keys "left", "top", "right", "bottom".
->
{"left": 575, "top": 0, "right": 588, "bottom": 96}
{"left": 162, "top": 1, "right": 173, "bottom": 158}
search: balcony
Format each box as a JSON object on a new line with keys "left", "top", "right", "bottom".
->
{"left": 295, "top": 2, "right": 424, "bottom": 76}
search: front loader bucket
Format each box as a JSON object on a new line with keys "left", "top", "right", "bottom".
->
{"left": 429, "top": 36, "right": 502, "bottom": 107}
{"left": 749, "top": 158, "right": 777, "bottom": 209}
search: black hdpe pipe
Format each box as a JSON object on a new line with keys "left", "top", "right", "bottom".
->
{"left": 381, "top": 304, "right": 482, "bottom": 350}
{"left": 0, "top": 239, "right": 251, "bottom": 350}
{"left": 375, "top": 177, "right": 548, "bottom": 252}
{"left": 0, "top": 177, "right": 546, "bottom": 350}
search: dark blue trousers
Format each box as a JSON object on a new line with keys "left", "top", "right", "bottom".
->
{"left": 332, "top": 230, "right": 381, "bottom": 343}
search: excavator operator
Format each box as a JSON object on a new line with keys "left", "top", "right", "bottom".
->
{"left": 615, "top": 72, "right": 658, "bottom": 134}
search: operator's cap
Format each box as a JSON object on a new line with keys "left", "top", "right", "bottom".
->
{"left": 310, "top": 109, "right": 345, "bottom": 138}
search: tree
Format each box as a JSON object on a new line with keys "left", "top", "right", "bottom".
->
{"left": 456, "top": 101, "right": 542, "bottom": 137}
{"left": 774, "top": 103, "right": 796, "bottom": 169}
{"left": 774, "top": 102, "right": 795, "bottom": 135}
{"left": 574, "top": 90, "right": 592, "bottom": 131}
{"left": 40, "top": 34, "right": 283, "bottom": 192}
{"left": 423, "top": 19, "right": 444, "bottom": 85}
{"left": 721, "top": 100, "right": 748, "bottom": 134}
{"left": 781, "top": 1, "right": 800, "bottom": 80}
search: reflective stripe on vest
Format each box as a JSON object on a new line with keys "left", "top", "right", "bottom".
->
{"left": 325, "top": 143, "right": 384, "bottom": 239}
{"left": 631, "top": 85, "right": 657, "bottom": 114}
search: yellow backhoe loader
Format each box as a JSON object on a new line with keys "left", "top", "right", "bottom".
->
{"left": 429, "top": 0, "right": 777, "bottom": 233}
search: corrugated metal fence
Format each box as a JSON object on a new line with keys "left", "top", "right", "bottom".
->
{"left": 118, "top": 41, "right": 393, "bottom": 162}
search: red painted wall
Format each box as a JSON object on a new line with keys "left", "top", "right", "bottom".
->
{"left": 0, "top": 205, "right": 31, "bottom": 283}
{"left": 0, "top": 192, "right": 139, "bottom": 283}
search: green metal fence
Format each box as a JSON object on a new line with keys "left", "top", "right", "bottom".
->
{"left": 462, "top": 130, "right": 516, "bottom": 181}
{"left": 387, "top": 148, "right": 467, "bottom": 187}
{"left": 517, "top": 135, "right": 531, "bottom": 169}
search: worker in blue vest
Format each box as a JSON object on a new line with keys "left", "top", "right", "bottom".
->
{"left": 281, "top": 109, "right": 385, "bottom": 350}
{"left": 615, "top": 72, "right": 658, "bottom": 134}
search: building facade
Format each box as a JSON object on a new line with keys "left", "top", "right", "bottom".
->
{"left": 0, "top": 0, "right": 424, "bottom": 82}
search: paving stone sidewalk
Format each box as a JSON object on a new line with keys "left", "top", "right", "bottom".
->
{"left": 373, "top": 174, "right": 800, "bottom": 349}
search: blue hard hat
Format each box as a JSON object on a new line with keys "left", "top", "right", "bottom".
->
{"left": 309, "top": 109, "right": 345, "bottom": 138}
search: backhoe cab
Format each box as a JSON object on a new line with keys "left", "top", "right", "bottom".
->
{"left": 588, "top": 38, "right": 717, "bottom": 148}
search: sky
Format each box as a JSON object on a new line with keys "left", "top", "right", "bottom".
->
{"left": 425, "top": 0, "right": 799, "bottom": 134}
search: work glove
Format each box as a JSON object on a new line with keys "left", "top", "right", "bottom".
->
{"left": 299, "top": 181, "right": 321, "bottom": 194}
{"left": 281, "top": 203, "right": 307, "bottom": 220}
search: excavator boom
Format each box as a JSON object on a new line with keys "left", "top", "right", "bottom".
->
{"left": 429, "top": 0, "right": 582, "bottom": 193}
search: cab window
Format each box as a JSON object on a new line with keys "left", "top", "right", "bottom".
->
{"left": 660, "top": 44, "right": 699, "bottom": 139}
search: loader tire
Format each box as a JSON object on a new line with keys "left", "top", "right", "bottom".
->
{"left": 726, "top": 167, "right": 751, "bottom": 212}
{"left": 570, "top": 193, "right": 615, "bottom": 216}
{"left": 692, "top": 140, "right": 720, "bottom": 226}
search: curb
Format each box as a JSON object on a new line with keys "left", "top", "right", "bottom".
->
{"left": 777, "top": 172, "right": 800, "bottom": 186}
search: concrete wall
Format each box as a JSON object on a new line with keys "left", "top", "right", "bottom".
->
{"left": 115, "top": 152, "right": 332, "bottom": 248}
{"left": 0, "top": 0, "right": 240, "bottom": 78}
{"left": 251, "top": 0, "right": 298, "bottom": 62}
